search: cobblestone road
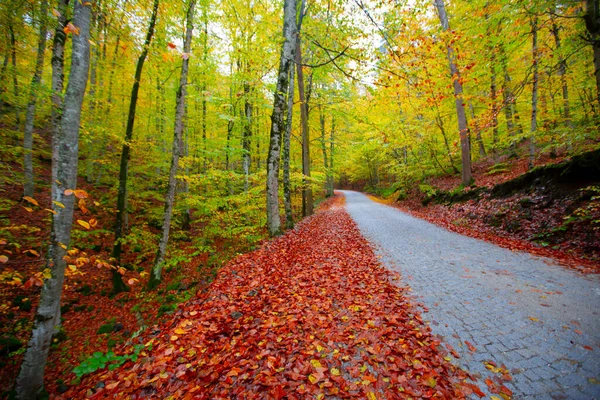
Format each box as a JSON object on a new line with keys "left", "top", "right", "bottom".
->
{"left": 342, "top": 191, "right": 600, "bottom": 399}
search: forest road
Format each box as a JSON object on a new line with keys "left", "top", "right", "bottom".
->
{"left": 341, "top": 190, "right": 600, "bottom": 399}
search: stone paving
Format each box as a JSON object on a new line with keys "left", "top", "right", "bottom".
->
{"left": 342, "top": 191, "right": 600, "bottom": 399}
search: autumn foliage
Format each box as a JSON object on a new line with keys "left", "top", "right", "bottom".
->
{"left": 64, "top": 195, "right": 473, "bottom": 399}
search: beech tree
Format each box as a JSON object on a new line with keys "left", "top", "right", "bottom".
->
{"left": 15, "top": 1, "right": 91, "bottom": 397}
{"left": 266, "top": 0, "right": 297, "bottom": 236}
{"left": 148, "top": 0, "right": 197, "bottom": 290}
{"left": 111, "top": 0, "right": 159, "bottom": 294}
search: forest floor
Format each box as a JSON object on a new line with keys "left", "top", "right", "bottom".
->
{"left": 61, "top": 195, "right": 485, "bottom": 399}
{"left": 379, "top": 145, "right": 600, "bottom": 274}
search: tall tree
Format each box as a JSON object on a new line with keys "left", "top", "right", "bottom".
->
{"left": 434, "top": 0, "right": 472, "bottom": 185}
{"left": 585, "top": 0, "right": 600, "bottom": 105}
{"left": 111, "top": 0, "right": 159, "bottom": 293}
{"left": 283, "top": 60, "right": 295, "bottom": 229}
{"left": 529, "top": 16, "right": 539, "bottom": 170}
{"left": 266, "top": 0, "right": 297, "bottom": 236}
{"left": 296, "top": 0, "right": 313, "bottom": 216}
{"left": 147, "top": 0, "right": 197, "bottom": 290}
{"left": 22, "top": 0, "right": 49, "bottom": 198}
{"left": 15, "top": 1, "right": 91, "bottom": 397}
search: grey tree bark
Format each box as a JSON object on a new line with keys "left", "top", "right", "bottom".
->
{"left": 112, "top": 0, "right": 159, "bottom": 293}
{"left": 15, "top": 1, "right": 91, "bottom": 398}
{"left": 50, "top": 0, "right": 69, "bottom": 205}
{"left": 23, "top": 0, "right": 49, "bottom": 198}
{"left": 283, "top": 60, "right": 295, "bottom": 229}
{"left": 243, "top": 82, "right": 252, "bottom": 193}
{"left": 529, "top": 16, "right": 539, "bottom": 170}
{"left": 434, "top": 0, "right": 472, "bottom": 185}
{"left": 266, "top": 0, "right": 297, "bottom": 236}
{"left": 147, "top": 0, "right": 196, "bottom": 291}
{"left": 550, "top": 8, "right": 573, "bottom": 151}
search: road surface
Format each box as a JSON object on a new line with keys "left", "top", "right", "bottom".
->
{"left": 342, "top": 190, "right": 600, "bottom": 399}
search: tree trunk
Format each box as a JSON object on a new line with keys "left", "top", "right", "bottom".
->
{"left": 50, "top": 0, "right": 69, "bottom": 211}
{"left": 23, "top": 0, "right": 49, "bottom": 198}
{"left": 329, "top": 118, "right": 335, "bottom": 195}
{"left": 434, "top": 0, "right": 472, "bottom": 185}
{"left": 529, "top": 16, "right": 539, "bottom": 170}
{"left": 266, "top": 0, "right": 297, "bottom": 236}
{"left": 585, "top": 0, "right": 600, "bottom": 105}
{"left": 9, "top": 23, "right": 21, "bottom": 128}
{"left": 147, "top": 0, "right": 196, "bottom": 291}
{"left": 283, "top": 60, "right": 295, "bottom": 229}
{"left": 15, "top": 2, "right": 90, "bottom": 398}
{"left": 468, "top": 102, "right": 486, "bottom": 157}
{"left": 243, "top": 82, "right": 252, "bottom": 193}
{"left": 296, "top": 39, "right": 313, "bottom": 215}
{"left": 112, "top": 0, "right": 159, "bottom": 294}
{"left": 490, "top": 44, "right": 500, "bottom": 163}
{"left": 551, "top": 9, "right": 573, "bottom": 151}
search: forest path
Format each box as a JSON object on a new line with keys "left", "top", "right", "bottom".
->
{"left": 342, "top": 190, "right": 600, "bottom": 399}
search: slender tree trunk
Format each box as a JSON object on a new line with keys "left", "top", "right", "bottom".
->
{"left": 296, "top": 39, "right": 313, "bottom": 216}
{"left": 147, "top": 0, "right": 196, "bottom": 291}
{"left": 319, "top": 106, "right": 333, "bottom": 197}
{"left": 434, "top": 0, "right": 472, "bottom": 185}
{"left": 551, "top": 10, "right": 573, "bottom": 152}
{"left": 468, "top": 102, "right": 486, "bottom": 157}
{"left": 9, "top": 23, "right": 21, "bottom": 128}
{"left": 435, "top": 113, "right": 459, "bottom": 174}
{"left": 585, "top": 0, "right": 600, "bottom": 106}
{"left": 266, "top": 0, "right": 297, "bottom": 236}
{"left": 201, "top": 15, "right": 208, "bottom": 171}
{"left": 283, "top": 61, "right": 295, "bottom": 229}
{"left": 112, "top": 0, "right": 159, "bottom": 293}
{"left": 499, "top": 44, "right": 518, "bottom": 158}
{"left": 50, "top": 0, "right": 69, "bottom": 224}
{"left": 15, "top": 2, "right": 90, "bottom": 398}
{"left": 490, "top": 44, "right": 500, "bottom": 163}
{"left": 243, "top": 82, "right": 252, "bottom": 193}
{"left": 529, "top": 16, "right": 539, "bottom": 170}
{"left": 329, "top": 118, "right": 335, "bottom": 195}
{"left": 23, "top": 0, "right": 49, "bottom": 198}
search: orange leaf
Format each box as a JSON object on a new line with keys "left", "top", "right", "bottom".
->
{"left": 64, "top": 189, "right": 74, "bottom": 196}
{"left": 23, "top": 196, "right": 39, "bottom": 206}
{"left": 167, "top": 42, "right": 177, "bottom": 49}
{"left": 465, "top": 341, "right": 477, "bottom": 352}
{"left": 74, "top": 189, "right": 88, "bottom": 199}
{"left": 105, "top": 381, "right": 119, "bottom": 390}
{"left": 89, "top": 218, "right": 98, "bottom": 227}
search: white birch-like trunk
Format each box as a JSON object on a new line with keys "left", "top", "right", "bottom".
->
{"left": 266, "top": 0, "right": 297, "bottom": 236}
{"left": 16, "top": 2, "right": 91, "bottom": 398}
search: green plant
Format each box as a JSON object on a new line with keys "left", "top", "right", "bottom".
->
{"left": 73, "top": 344, "right": 148, "bottom": 378}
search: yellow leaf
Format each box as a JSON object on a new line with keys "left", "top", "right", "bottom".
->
{"left": 308, "top": 374, "right": 318, "bottom": 384}
{"left": 23, "top": 206, "right": 33, "bottom": 213}
{"left": 0, "top": 255, "right": 8, "bottom": 263}
{"left": 43, "top": 268, "right": 52, "bottom": 279}
{"left": 77, "top": 220, "right": 90, "bottom": 229}
{"left": 93, "top": 201, "right": 100, "bottom": 206}
{"left": 174, "top": 328, "right": 186, "bottom": 335}
{"left": 367, "top": 392, "right": 377, "bottom": 400}
{"left": 68, "top": 265, "right": 77, "bottom": 272}
{"left": 330, "top": 367, "right": 341, "bottom": 376}
{"left": 189, "top": 310, "right": 197, "bottom": 316}
{"left": 44, "top": 208, "right": 57, "bottom": 215}
{"left": 52, "top": 8, "right": 61, "bottom": 17}
{"left": 23, "top": 196, "right": 39, "bottom": 206}
{"left": 170, "top": 335, "right": 179, "bottom": 341}
{"left": 529, "top": 317, "right": 539, "bottom": 322}
{"left": 58, "top": 243, "right": 67, "bottom": 250}
{"left": 139, "top": 271, "right": 148, "bottom": 278}
{"left": 89, "top": 218, "right": 97, "bottom": 227}
{"left": 53, "top": 201, "right": 65, "bottom": 208}
{"left": 310, "top": 359, "right": 322, "bottom": 369}
{"left": 159, "top": 372, "right": 169, "bottom": 379}
{"left": 64, "top": 189, "right": 74, "bottom": 196}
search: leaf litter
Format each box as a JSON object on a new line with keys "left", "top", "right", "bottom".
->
{"left": 65, "top": 195, "right": 476, "bottom": 399}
